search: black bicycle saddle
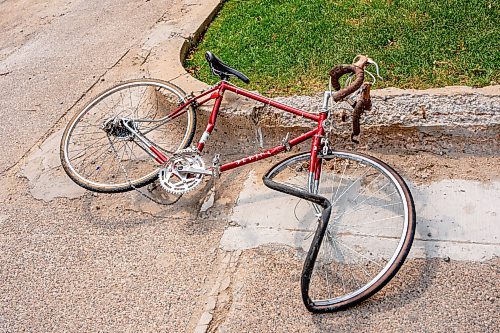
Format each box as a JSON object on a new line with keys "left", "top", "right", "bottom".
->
{"left": 205, "top": 51, "right": 250, "bottom": 84}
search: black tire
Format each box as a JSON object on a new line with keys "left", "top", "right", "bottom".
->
{"left": 60, "top": 79, "right": 196, "bottom": 193}
{"left": 265, "top": 151, "right": 415, "bottom": 312}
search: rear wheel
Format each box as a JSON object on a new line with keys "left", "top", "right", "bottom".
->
{"left": 60, "top": 79, "right": 196, "bottom": 192}
{"left": 266, "top": 151, "right": 415, "bottom": 312}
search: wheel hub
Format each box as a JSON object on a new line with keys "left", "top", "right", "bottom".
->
{"left": 102, "top": 117, "right": 136, "bottom": 139}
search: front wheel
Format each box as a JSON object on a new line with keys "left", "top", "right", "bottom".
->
{"left": 60, "top": 79, "right": 196, "bottom": 193}
{"left": 265, "top": 151, "right": 415, "bottom": 312}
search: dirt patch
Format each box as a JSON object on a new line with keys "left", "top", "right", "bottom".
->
{"left": 369, "top": 152, "right": 500, "bottom": 185}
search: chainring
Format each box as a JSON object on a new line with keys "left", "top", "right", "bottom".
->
{"left": 158, "top": 149, "right": 206, "bottom": 195}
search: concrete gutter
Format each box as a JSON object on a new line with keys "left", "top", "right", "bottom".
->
{"left": 224, "top": 171, "right": 500, "bottom": 262}
{"left": 146, "top": 0, "right": 221, "bottom": 93}
{"left": 271, "top": 87, "right": 500, "bottom": 154}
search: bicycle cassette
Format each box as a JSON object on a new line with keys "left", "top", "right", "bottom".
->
{"left": 158, "top": 149, "right": 206, "bottom": 195}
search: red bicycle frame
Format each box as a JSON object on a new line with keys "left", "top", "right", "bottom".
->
{"left": 150, "top": 80, "right": 327, "bottom": 180}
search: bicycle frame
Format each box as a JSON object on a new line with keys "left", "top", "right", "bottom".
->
{"left": 137, "top": 80, "right": 328, "bottom": 181}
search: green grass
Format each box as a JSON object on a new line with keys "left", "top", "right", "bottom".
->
{"left": 184, "top": 0, "right": 499, "bottom": 95}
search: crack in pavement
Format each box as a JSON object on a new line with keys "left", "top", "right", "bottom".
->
{"left": 192, "top": 250, "right": 241, "bottom": 333}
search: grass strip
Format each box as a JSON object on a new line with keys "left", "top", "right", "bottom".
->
{"left": 185, "top": 0, "right": 499, "bottom": 95}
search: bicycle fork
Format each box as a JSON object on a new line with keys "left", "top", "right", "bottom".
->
{"left": 307, "top": 92, "right": 333, "bottom": 215}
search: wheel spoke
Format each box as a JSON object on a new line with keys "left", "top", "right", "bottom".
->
{"left": 333, "top": 201, "right": 401, "bottom": 222}
{"left": 331, "top": 166, "right": 368, "bottom": 205}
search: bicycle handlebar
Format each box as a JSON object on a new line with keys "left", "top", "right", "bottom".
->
{"left": 351, "top": 82, "right": 372, "bottom": 143}
{"left": 329, "top": 55, "right": 369, "bottom": 102}
{"left": 328, "top": 55, "right": 376, "bottom": 143}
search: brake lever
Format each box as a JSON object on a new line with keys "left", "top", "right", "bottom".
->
{"left": 364, "top": 70, "right": 377, "bottom": 85}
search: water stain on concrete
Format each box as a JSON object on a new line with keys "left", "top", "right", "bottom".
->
{"left": 21, "top": 129, "right": 85, "bottom": 201}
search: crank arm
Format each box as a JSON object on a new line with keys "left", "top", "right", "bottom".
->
{"left": 177, "top": 167, "right": 212, "bottom": 176}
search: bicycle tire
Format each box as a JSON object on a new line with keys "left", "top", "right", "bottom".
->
{"left": 60, "top": 79, "right": 196, "bottom": 193}
{"left": 265, "top": 151, "right": 415, "bottom": 312}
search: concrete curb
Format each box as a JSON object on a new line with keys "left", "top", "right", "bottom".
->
{"left": 151, "top": 0, "right": 499, "bottom": 154}
{"left": 145, "top": 0, "right": 219, "bottom": 93}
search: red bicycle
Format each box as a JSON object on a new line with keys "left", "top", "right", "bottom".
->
{"left": 60, "top": 52, "right": 415, "bottom": 312}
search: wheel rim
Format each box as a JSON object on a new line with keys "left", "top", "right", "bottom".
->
{"left": 267, "top": 152, "right": 412, "bottom": 307}
{"left": 310, "top": 152, "right": 410, "bottom": 306}
{"left": 62, "top": 81, "right": 194, "bottom": 190}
